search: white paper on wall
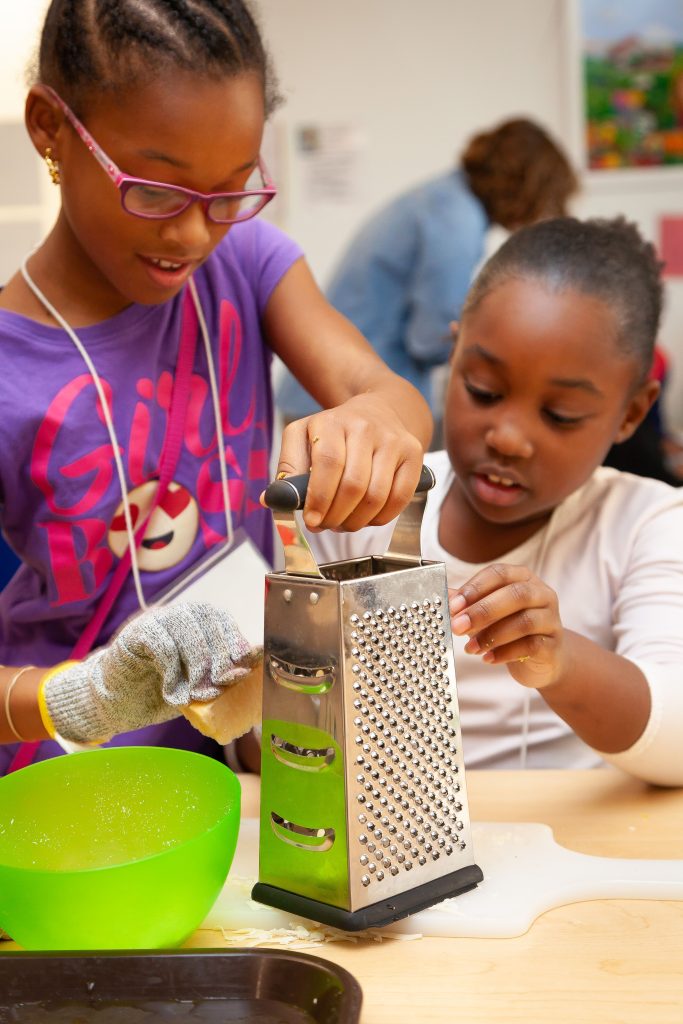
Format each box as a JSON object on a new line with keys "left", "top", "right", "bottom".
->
{"left": 295, "top": 123, "right": 365, "bottom": 205}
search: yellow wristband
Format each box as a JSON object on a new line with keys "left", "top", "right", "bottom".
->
{"left": 38, "top": 660, "right": 80, "bottom": 740}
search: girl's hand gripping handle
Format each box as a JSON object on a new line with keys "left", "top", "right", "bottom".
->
{"left": 264, "top": 464, "right": 435, "bottom": 513}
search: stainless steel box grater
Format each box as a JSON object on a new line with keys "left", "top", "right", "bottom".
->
{"left": 252, "top": 467, "right": 483, "bottom": 931}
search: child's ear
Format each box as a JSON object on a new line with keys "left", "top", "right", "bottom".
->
{"left": 613, "top": 378, "right": 661, "bottom": 445}
{"left": 24, "top": 86, "right": 65, "bottom": 160}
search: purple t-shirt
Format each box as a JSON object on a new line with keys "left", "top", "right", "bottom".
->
{"left": 0, "top": 218, "right": 302, "bottom": 771}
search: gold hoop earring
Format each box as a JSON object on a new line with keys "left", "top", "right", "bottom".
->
{"left": 44, "top": 147, "right": 61, "bottom": 186}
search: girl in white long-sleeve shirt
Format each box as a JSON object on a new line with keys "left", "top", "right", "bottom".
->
{"left": 309, "top": 216, "right": 683, "bottom": 787}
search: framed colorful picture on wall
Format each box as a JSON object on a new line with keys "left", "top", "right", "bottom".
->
{"left": 565, "top": 0, "right": 683, "bottom": 179}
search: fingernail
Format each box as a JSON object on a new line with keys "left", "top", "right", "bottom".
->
{"left": 451, "top": 613, "right": 471, "bottom": 635}
{"left": 305, "top": 511, "right": 322, "bottom": 529}
{"left": 482, "top": 651, "right": 495, "bottom": 663}
{"left": 464, "top": 636, "right": 480, "bottom": 654}
{"left": 449, "top": 593, "right": 466, "bottom": 614}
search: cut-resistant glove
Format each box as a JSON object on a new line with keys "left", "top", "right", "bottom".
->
{"left": 44, "top": 602, "right": 262, "bottom": 743}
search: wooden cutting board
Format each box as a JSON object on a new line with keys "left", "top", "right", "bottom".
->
{"left": 203, "top": 818, "right": 683, "bottom": 939}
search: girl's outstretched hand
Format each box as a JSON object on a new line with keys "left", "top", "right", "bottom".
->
{"left": 275, "top": 394, "right": 424, "bottom": 532}
{"left": 448, "top": 564, "right": 570, "bottom": 690}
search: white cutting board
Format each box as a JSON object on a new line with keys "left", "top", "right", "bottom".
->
{"left": 203, "top": 818, "right": 683, "bottom": 939}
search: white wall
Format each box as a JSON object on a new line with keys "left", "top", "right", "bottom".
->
{"left": 0, "top": 0, "right": 48, "bottom": 119}
{"left": 0, "top": 0, "right": 57, "bottom": 254}
{"left": 259, "top": 0, "right": 566, "bottom": 283}
{"left": 2, "top": 0, "right": 682, "bottom": 426}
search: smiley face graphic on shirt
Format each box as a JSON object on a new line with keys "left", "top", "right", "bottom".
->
{"left": 108, "top": 480, "right": 199, "bottom": 571}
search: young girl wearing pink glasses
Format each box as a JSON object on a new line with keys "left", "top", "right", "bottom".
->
{"left": 0, "top": 1, "right": 430, "bottom": 770}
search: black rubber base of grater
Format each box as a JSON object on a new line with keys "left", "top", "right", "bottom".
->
{"left": 252, "top": 862, "right": 483, "bottom": 932}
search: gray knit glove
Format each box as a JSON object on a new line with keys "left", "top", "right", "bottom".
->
{"left": 44, "top": 602, "right": 262, "bottom": 743}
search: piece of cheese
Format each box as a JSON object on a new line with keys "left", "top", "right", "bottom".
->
{"left": 182, "top": 664, "right": 262, "bottom": 745}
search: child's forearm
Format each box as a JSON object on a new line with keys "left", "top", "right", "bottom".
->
{"left": 0, "top": 666, "right": 50, "bottom": 744}
{"left": 538, "top": 631, "right": 652, "bottom": 754}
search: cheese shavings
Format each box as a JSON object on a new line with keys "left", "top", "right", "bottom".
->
{"left": 218, "top": 922, "right": 423, "bottom": 949}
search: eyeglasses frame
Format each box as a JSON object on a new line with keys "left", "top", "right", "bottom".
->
{"left": 41, "top": 84, "right": 277, "bottom": 224}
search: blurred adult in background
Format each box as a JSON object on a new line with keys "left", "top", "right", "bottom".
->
{"left": 277, "top": 117, "right": 578, "bottom": 440}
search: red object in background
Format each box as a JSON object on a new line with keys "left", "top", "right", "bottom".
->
{"left": 659, "top": 216, "right": 683, "bottom": 277}
{"left": 651, "top": 346, "right": 668, "bottom": 383}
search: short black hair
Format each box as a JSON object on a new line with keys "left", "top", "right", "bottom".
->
{"left": 34, "top": 0, "right": 280, "bottom": 115}
{"left": 462, "top": 216, "right": 664, "bottom": 381}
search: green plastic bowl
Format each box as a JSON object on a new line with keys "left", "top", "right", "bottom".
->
{"left": 0, "top": 746, "right": 241, "bottom": 950}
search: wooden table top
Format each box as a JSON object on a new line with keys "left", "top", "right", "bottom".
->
{"left": 2, "top": 769, "right": 681, "bottom": 1021}
{"left": 187, "top": 769, "right": 683, "bottom": 1024}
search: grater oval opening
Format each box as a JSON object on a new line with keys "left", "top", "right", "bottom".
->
{"left": 270, "top": 812, "right": 336, "bottom": 853}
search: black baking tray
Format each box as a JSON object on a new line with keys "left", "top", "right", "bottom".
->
{"left": 0, "top": 948, "right": 363, "bottom": 1022}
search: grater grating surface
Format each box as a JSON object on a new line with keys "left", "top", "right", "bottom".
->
{"left": 348, "top": 599, "right": 466, "bottom": 891}
{"left": 339, "top": 561, "right": 476, "bottom": 909}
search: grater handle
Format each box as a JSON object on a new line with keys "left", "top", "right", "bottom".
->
{"left": 384, "top": 463, "right": 436, "bottom": 565}
{"left": 266, "top": 465, "right": 435, "bottom": 576}
{"left": 264, "top": 478, "right": 324, "bottom": 577}
{"left": 263, "top": 465, "right": 436, "bottom": 511}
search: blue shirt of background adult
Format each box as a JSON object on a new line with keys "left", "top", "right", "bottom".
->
{"left": 277, "top": 169, "right": 489, "bottom": 419}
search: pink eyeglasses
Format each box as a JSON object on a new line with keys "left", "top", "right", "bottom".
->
{"left": 43, "top": 85, "right": 277, "bottom": 224}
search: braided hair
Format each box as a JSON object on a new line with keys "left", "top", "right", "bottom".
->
{"left": 32, "top": 0, "right": 280, "bottom": 115}
{"left": 462, "top": 216, "right": 664, "bottom": 383}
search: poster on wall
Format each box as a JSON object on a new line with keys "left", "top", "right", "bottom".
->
{"left": 569, "top": 0, "right": 683, "bottom": 174}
